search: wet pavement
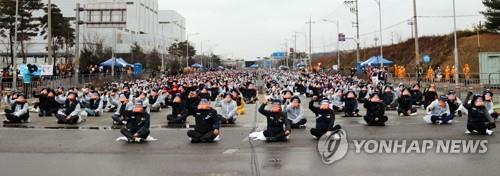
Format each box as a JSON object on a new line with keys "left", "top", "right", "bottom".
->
{"left": 0, "top": 96, "right": 499, "bottom": 176}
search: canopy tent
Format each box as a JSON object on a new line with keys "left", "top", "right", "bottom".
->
{"left": 100, "top": 58, "right": 132, "bottom": 67}
{"left": 191, "top": 63, "right": 203, "bottom": 68}
{"left": 360, "top": 56, "right": 393, "bottom": 67}
{"left": 250, "top": 64, "right": 259, "bottom": 68}
{"left": 296, "top": 62, "right": 307, "bottom": 67}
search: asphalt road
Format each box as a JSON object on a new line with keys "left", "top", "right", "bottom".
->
{"left": 0, "top": 96, "right": 498, "bottom": 176}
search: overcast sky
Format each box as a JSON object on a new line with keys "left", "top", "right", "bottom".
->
{"left": 158, "top": 0, "right": 485, "bottom": 60}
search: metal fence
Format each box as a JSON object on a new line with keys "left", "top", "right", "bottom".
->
{"left": 388, "top": 73, "right": 500, "bottom": 104}
{"left": 0, "top": 71, "right": 159, "bottom": 98}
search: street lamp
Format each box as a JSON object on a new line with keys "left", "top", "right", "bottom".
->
{"left": 452, "top": 0, "right": 460, "bottom": 87}
{"left": 372, "top": 0, "right": 384, "bottom": 68}
{"left": 344, "top": 0, "right": 360, "bottom": 63}
{"left": 11, "top": 0, "right": 19, "bottom": 90}
{"left": 186, "top": 33, "right": 199, "bottom": 68}
{"left": 321, "top": 19, "right": 341, "bottom": 69}
{"left": 200, "top": 40, "right": 210, "bottom": 67}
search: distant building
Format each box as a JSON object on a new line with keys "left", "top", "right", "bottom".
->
{"left": 0, "top": 0, "right": 186, "bottom": 66}
{"left": 159, "top": 10, "right": 186, "bottom": 46}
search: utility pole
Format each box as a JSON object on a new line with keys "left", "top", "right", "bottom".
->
{"left": 293, "top": 33, "right": 297, "bottom": 68}
{"left": 413, "top": 0, "right": 420, "bottom": 65}
{"left": 186, "top": 40, "right": 189, "bottom": 68}
{"left": 452, "top": 0, "right": 460, "bottom": 87}
{"left": 74, "top": 3, "right": 81, "bottom": 81}
{"left": 308, "top": 17, "right": 312, "bottom": 70}
{"left": 111, "top": 29, "right": 116, "bottom": 76}
{"left": 355, "top": 0, "right": 360, "bottom": 64}
{"left": 374, "top": 0, "right": 383, "bottom": 68}
{"left": 48, "top": 0, "right": 53, "bottom": 66}
{"left": 12, "top": 0, "right": 19, "bottom": 90}
{"left": 477, "top": 21, "right": 481, "bottom": 52}
{"left": 344, "top": 0, "right": 361, "bottom": 64}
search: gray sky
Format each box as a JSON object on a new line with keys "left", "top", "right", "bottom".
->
{"left": 158, "top": 0, "right": 485, "bottom": 60}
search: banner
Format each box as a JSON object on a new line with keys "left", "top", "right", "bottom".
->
{"left": 39, "top": 65, "right": 54, "bottom": 76}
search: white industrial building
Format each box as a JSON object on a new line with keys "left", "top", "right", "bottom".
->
{"left": 0, "top": 0, "right": 186, "bottom": 65}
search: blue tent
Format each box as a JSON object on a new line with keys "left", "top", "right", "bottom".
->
{"left": 191, "top": 63, "right": 203, "bottom": 68}
{"left": 296, "top": 62, "right": 307, "bottom": 67}
{"left": 361, "top": 56, "right": 393, "bottom": 66}
{"left": 100, "top": 58, "right": 131, "bottom": 67}
{"left": 250, "top": 64, "right": 259, "bottom": 68}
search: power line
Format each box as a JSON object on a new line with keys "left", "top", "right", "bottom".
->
{"left": 417, "top": 14, "right": 481, "bottom": 18}
{"left": 359, "top": 18, "right": 412, "bottom": 37}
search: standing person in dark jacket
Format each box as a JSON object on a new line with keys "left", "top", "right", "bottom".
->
{"left": 4, "top": 94, "right": 29, "bottom": 124}
{"left": 398, "top": 88, "right": 417, "bottom": 116}
{"left": 309, "top": 97, "right": 341, "bottom": 139}
{"left": 166, "top": 94, "right": 189, "bottom": 123}
{"left": 364, "top": 93, "right": 388, "bottom": 126}
{"left": 465, "top": 94, "right": 496, "bottom": 135}
{"left": 259, "top": 99, "right": 291, "bottom": 142}
{"left": 187, "top": 99, "right": 221, "bottom": 143}
{"left": 120, "top": 100, "right": 150, "bottom": 143}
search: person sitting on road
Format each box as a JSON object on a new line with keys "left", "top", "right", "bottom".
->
{"left": 112, "top": 94, "right": 133, "bottom": 125}
{"left": 83, "top": 92, "right": 103, "bottom": 117}
{"left": 309, "top": 96, "right": 341, "bottom": 139}
{"left": 120, "top": 100, "right": 150, "bottom": 143}
{"left": 56, "top": 92, "right": 84, "bottom": 124}
{"left": 357, "top": 85, "right": 370, "bottom": 104}
{"left": 4, "top": 94, "right": 29, "bottom": 124}
{"left": 344, "top": 90, "right": 361, "bottom": 117}
{"left": 411, "top": 84, "right": 423, "bottom": 107}
{"left": 483, "top": 91, "right": 498, "bottom": 120}
{"left": 446, "top": 91, "right": 463, "bottom": 117}
{"left": 329, "top": 89, "right": 345, "bottom": 112}
{"left": 231, "top": 89, "right": 246, "bottom": 115}
{"left": 425, "top": 95, "right": 453, "bottom": 125}
{"left": 186, "top": 91, "right": 201, "bottom": 118}
{"left": 106, "top": 89, "right": 120, "bottom": 112}
{"left": 397, "top": 88, "right": 417, "bottom": 116}
{"left": 364, "top": 93, "right": 388, "bottom": 126}
{"left": 244, "top": 83, "right": 257, "bottom": 104}
{"left": 187, "top": 98, "right": 221, "bottom": 143}
{"left": 78, "top": 87, "right": 92, "bottom": 107}
{"left": 465, "top": 94, "right": 496, "bottom": 135}
{"left": 280, "top": 90, "right": 294, "bottom": 108}
{"left": 381, "top": 86, "right": 398, "bottom": 111}
{"left": 423, "top": 85, "right": 438, "bottom": 109}
{"left": 166, "top": 94, "right": 189, "bottom": 124}
{"left": 258, "top": 99, "right": 291, "bottom": 142}
{"left": 286, "top": 96, "right": 306, "bottom": 129}
{"left": 216, "top": 93, "right": 238, "bottom": 124}
{"left": 34, "top": 89, "right": 60, "bottom": 117}
{"left": 147, "top": 89, "right": 163, "bottom": 112}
